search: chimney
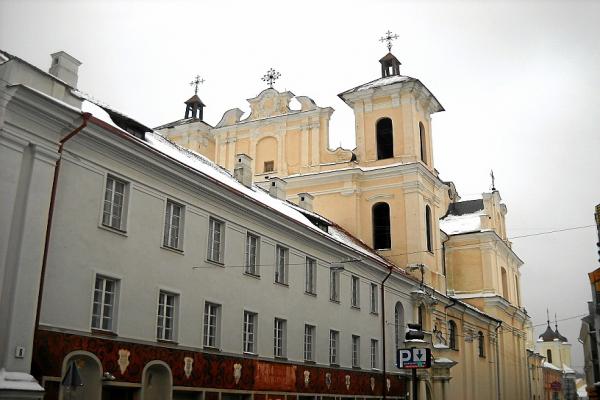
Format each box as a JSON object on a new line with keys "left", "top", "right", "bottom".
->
{"left": 234, "top": 154, "right": 253, "bottom": 188}
{"left": 297, "top": 192, "right": 314, "bottom": 212}
{"left": 268, "top": 177, "right": 287, "bottom": 200}
{"left": 49, "top": 51, "right": 81, "bottom": 87}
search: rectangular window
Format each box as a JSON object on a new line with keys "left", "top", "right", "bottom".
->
{"left": 370, "top": 339, "right": 379, "bottom": 369}
{"left": 330, "top": 268, "right": 340, "bottom": 302}
{"left": 263, "top": 161, "right": 274, "bottom": 173}
{"left": 352, "top": 335, "right": 360, "bottom": 368}
{"left": 305, "top": 258, "right": 317, "bottom": 294}
{"left": 329, "top": 330, "right": 339, "bottom": 365}
{"left": 102, "top": 176, "right": 127, "bottom": 230}
{"left": 157, "top": 291, "right": 177, "bottom": 341}
{"left": 243, "top": 311, "right": 257, "bottom": 353}
{"left": 208, "top": 217, "right": 224, "bottom": 263}
{"left": 92, "top": 276, "right": 118, "bottom": 331}
{"left": 275, "top": 245, "right": 288, "bottom": 285}
{"left": 245, "top": 233, "right": 259, "bottom": 275}
{"left": 351, "top": 275, "right": 360, "bottom": 308}
{"left": 370, "top": 283, "right": 378, "bottom": 314}
{"left": 203, "top": 302, "right": 221, "bottom": 348}
{"left": 304, "top": 324, "right": 315, "bottom": 361}
{"left": 163, "top": 200, "right": 184, "bottom": 250}
{"left": 274, "top": 318, "right": 286, "bottom": 358}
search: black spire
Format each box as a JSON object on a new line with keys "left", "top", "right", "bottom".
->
{"left": 554, "top": 314, "right": 568, "bottom": 342}
{"left": 538, "top": 308, "right": 559, "bottom": 342}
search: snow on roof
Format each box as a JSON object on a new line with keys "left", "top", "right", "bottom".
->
{"left": 543, "top": 361, "right": 563, "bottom": 371}
{"left": 563, "top": 364, "right": 576, "bottom": 374}
{"left": 440, "top": 210, "right": 485, "bottom": 235}
{"left": 340, "top": 75, "right": 412, "bottom": 95}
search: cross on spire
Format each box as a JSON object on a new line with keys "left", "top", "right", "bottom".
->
{"left": 189, "top": 75, "right": 205, "bottom": 95}
{"left": 262, "top": 68, "right": 281, "bottom": 88}
{"left": 490, "top": 170, "right": 496, "bottom": 191}
{"left": 380, "top": 30, "right": 399, "bottom": 52}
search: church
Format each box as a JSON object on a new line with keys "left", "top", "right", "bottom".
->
{"left": 0, "top": 34, "right": 530, "bottom": 400}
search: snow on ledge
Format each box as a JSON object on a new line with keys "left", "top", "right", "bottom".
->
{"left": 0, "top": 369, "right": 44, "bottom": 392}
{"left": 440, "top": 210, "right": 485, "bottom": 235}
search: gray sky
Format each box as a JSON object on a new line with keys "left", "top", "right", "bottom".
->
{"left": 2, "top": 0, "right": 599, "bottom": 372}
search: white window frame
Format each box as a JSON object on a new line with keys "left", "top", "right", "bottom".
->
{"left": 243, "top": 311, "right": 257, "bottom": 354}
{"left": 352, "top": 335, "right": 360, "bottom": 368}
{"left": 245, "top": 232, "right": 259, "bottom": 275}
{"left": 273, "top": 318, "right": 287, "bottom": 358}
{"left": 370, "top": 338, "right": 379, "bottom": 369}
{"left": 203, "top": 302, "right": 221, "bottom": 349}
{"left": 275, "top": 245, "right": 288, "bottom": 285}
{"left": 351, "top": 275, "right": 360, "bottom": 308}
{"left": 91, "top": 275, "right": 118, "bottom": 332}
{"left": 305, "top": 257, "right": 317, "bottom": 295}
{"left": 329, "top": 330, "right": 339, "bottom": 365}
{"left": 304, "top": 324, "right": 315, "bottom": 362}
{"left": 157, "top": 290, "right": 178, "bottom": 341}
{"left": 370, "top": 283, "right": 379, "bottom": 314}
{"left": 207, "top": 217, "right": 225, "bottom": 263}
{"left": 163, "top": 200, "right": 184, "bottom": 250}
{"left": 102, "top": 175, "right": 128, "bottom": 231}
{"left": 330, "top": 268, "right": 340, "bottom": 302}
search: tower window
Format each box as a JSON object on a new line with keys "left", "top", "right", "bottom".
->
{"left": 547, "top": 349, "right": 553, "bottom": 364}
{"left": 501, "top": 267, "right": 508, "bottom": 299}
{"left": 419, "top": 122, "right": 427, "bottom": 164}
{"left": 478, "top": 331, "right": 485, "bottom": 357}
{"left": 448, "top": 320, "right": 458, "bottom": 350}
{"left": 264, "top": 161, "right": 274, "bottom": 173}
{"left": 425, "top": 205, "right": 433, "bottom": 253}
{"left": 372, "top": 202, "right": 391, "bottom": 250}
{"left": 376, "top": 118, "right": 394, "bottom": 160}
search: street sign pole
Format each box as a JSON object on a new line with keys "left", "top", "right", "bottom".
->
{"left": 412, "top": 368, "right": 418, "bottom": 400}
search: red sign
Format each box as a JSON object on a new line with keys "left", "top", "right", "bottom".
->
{"left": 254, "top": 362, "right": 297, "bottom": 391}
{"left": 550, "top": 381, "right": 562, "bottom": 391}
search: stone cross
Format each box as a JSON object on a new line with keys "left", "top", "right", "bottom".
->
{"left": 380, "top": 30, "right": 399, "bottom": 52}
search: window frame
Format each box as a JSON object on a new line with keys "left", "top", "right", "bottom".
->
{"left": 243, "top": 310, "right": 258, "bottom": 354}
{"left": 203, "top": 302, "right": 221, "bottom": 349}
{"left": 245, "top": 232, "right": 260, "bottom": 275}
{"left": 163, "top": 200, "right": 184, "bottom": 251}
{"left": 101, "top": 175, "right": 129, "bottom": 232}
{"left": 370, "top": 283, "right": 379, "bottom": 314}
{"left": 330, "top": 268, "right": 340, "bottom": 302}
{"left": 91, "top": 275, "right": 119, "bottom": 332}
{"left": 275, "top": 245, "right": 289, "bottom": 285}
{"left": 351, "top": 275, "right": 360, "bottom": 308}
{"left": 329, "top": 329, "right": 339, "bottom": 365}
{"left": 263, "top": 160, "right": 275, "bottom": 173}
{"left": 372, "top": 202, "right": 391, "bottom": 250}
{"left": 156, "top": 290, "right": 178, "bottom": 342}
{"left": 370, "top": 338, "right": 379, "bottom": 370}
{"left": 448, "top": 320, "right": 458, "bottom": 351}
{"left": 207, "top": 217, "right": 225, "bottom": 263}
{"left": 273, "top": 318, "right": 287, "bottom": 358}
{"left": 304, "top": 324, "right": 316, "bottom": 362}
{"left": 352, "top": 335, "right": 361, "bottom": 368}
{"left": 305, "top": 257, "right": 317, "bottom": 295}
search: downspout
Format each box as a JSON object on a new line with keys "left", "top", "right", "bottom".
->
{"left": 381, "top": 267, "right": 393, "bottom": 400}
{"left": 34, "top": 113, "right": 91, "bottom": 331}
{"left": 495, "top": 321, "right": 502, "bottom": 400}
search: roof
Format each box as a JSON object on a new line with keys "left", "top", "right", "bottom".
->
{"left": 185, "top": 94, "right": 205, "bottom": 106}
{"left": 554, "top": 327, "right": 568, "bottom": 342}
{"left": 379, "top": 52, "right": 401, "bottom": 63}
{"left": 0, "top": 49, "right": 74, "bottom": 88}
{"left": 447, "top": 199, "right": 484, "bottom": 216}
{"left": 153, "top": 117, "right": 213, "bottom": 130}
{"left": 539, "top": 324, "right": 559, "bottom": 342}
{"left": 440, "top": 199, "right": 486, "bottom": 235}
{"left": 339, "top": 74, "right": 413, "bottom": 96}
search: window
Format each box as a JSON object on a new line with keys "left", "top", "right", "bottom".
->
{"left": 372, "top": 203, "right": 391, "bottom": 250}
{"left": 92, "top": 276, "right": 118, "bottom": 331}
{"left": 243, "top": 311, "right": 257, "bottom": 353}
{"left": 376, "top": 118, "right": 393, "bottom": 160}
{"left": 419, "top": 122, "right": 427, "bottom": 164}
{"left": 547, "top": 349, "right": 553, "bottom": 364}
{"left": 329, "top": 330, "right": 339, "bottom": 365}
{"left": 425, "top": 205, "right": 433, "bottom": 253}
{"left": 274, "top": 318, "right": 287, "bottom": 358}
{"left": 102, "top": 176, "right": 127, "bottom": 230}
{"left": 208, "top": 217, "right": 224, "bottom": 263}
{"left": 370, "top": 339, "right": 379, "bottom": 369}
{"left": 418, "top": 304, "right": 425, "bottom": 328}
{"left": 305, "top": 257, "right": 317, "bottom": 294}
{"left": 330, "top": 268, "right": 340, "bottom": 302}
{"left": 478, "top": 331, "right": 485, "bottom": 357}
{"left": 275, "top": 246, "right": 288, "bottom": 285}
{"left": 501, "top": 267, "right": 509, "bottom": 299}
{"left": 304, "top": 324, "right": 315, "bottom": 361}
{"left": 245, "top": 233, "right": 259, "bottom": 275}
{"left": 351, "top": 276, "right": 360, "bottom": 308}
{"left": 515, "top": 276, "right": 521, "bottom": 306}
{"left": 163, "top": 200, "right": 184, "bottom": 250}
{"left": 370, "top": 283, "right": 379, "bottom": 314}
{"left": 448, "top": 320, "right": 457, "bottom": 350}
{"left": 263, "top": 160, "right": 274, "bottom": 173}
{"left": 203, "top": 302, "right": 221, "bottom": 348}
{"left": 352, "top": 335, "right": 360, "bottom": 368}
{"left": 395, "top": 302, "right": 405, "bottom": 349}
{"left": 157, "top": 291, "right": 177, "bottom": 341}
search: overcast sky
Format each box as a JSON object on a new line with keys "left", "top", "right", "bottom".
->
{"left": 2, "top": 0, "right": 599, "bottom": 372}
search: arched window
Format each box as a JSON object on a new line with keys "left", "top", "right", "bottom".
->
{"left": 547, "top": 349, "right": 553, "bottom": 364}
{"left": 419, "top": 122, "right": 427, "bottom": 164}
{"left": 478, "top": 331, "right": 485, "bottom": 357}
{"left": 448, "top": 320, "right": 457, "bottom": 350}
{"left": 425, "top": 205, "right": 433, "bottom": 253}
{"left": 372, "top": 203, "right": 391, "bottom": 250}
{"left": 501, "top": 268, "right": 509, "bottom": 299}
{"left": 376, "top": 118, "right": 393, "bottom": 160}
{"left": 395, "top": 302, "right": 404, "bottom": 349}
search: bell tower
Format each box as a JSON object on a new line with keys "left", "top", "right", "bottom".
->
{"left": 185, "top": 75, "right": 206, "bottom": 120}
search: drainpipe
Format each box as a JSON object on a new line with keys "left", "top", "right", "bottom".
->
{"left": 34, "top": 113, "right": 91, "bottom": 331}
{"left": 495, "top": 321, "right": 502, "bottom": 400}
{"left": 381, "top": 267, "right": 393, "bottom": 400}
